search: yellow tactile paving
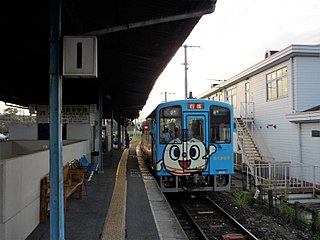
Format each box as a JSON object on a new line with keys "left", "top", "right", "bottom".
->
{"left": 101, "top": 149, "right": 128, "bottom": 240}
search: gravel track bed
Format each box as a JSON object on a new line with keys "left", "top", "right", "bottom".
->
{"left": 167, "top": 191, "right": 317, "bottom": 240}
{"left": 206, "top": 192, "right": 316, "bottom": 240}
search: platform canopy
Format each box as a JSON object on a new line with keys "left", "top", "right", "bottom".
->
{"left": 0, "top": 0, "right": 217, "bottom": 122}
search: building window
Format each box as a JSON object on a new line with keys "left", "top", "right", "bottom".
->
{"left": 245, "top": 82, "right": 250, "bottom": 103}
{"left": 226, "top": 88, "right": 237, "bottom": 108}
{"left": 312, "top": 130, "right": 320, "bottom": 137}
{"left": 211, "top": 92, "right": 224, "bottom": 102}
{"left": 266, "top": 66, "right": 288, "bottom": 100}
{"left": 219, "top": 92, "right": 224, "bottom": 102}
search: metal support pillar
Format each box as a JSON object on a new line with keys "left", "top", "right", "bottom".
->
{"left": 117, "top": 118, "right": 121, "bottom": 148}
{"left": 49, "top": 0, "right": 64, "bottom": 238}
{"left": 121, "top": 125, "right": 125, "bottom": 148}
{"left": 110, "top": 110, "right": 114, "bottom": 156}
{"left": 98, "top": 88, "right": 104, "bottom": 173}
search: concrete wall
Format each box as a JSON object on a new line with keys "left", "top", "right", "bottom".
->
{"left": 0, "top": 140, "right": 79, "bottom": 159}
{"left": 0, "top": 140, "right": 90, "bottom": 240}
{"left": 0, "top": 141, "right": 13, "bottom": 159}
{"left": 7, "top": 123, "right": 38, "bottom": 140}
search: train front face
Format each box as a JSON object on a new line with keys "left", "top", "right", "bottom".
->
{"left": 154, "top": 99, "right": 234, "bottom": 192}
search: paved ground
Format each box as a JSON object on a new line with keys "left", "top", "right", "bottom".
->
{"left": 27, "top": 148, "right": 122, "bottom": 240}
{"left": 27, "top": 142, "right": 187, "bottom": 240}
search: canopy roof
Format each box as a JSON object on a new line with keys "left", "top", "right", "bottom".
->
{"left": 1, "top": 0, "right": 217, "bottom": 122}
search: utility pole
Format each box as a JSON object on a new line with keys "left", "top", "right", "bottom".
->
{"left": 183, "top": 44, "right": 200, "bottom": 99}
{"left": 161, "top": 91, "right": 175, "bottom": 102}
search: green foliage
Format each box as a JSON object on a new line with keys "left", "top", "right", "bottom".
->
{"left": 279, "top": 202, "right": 295, "bottom": 224}
{"left": 3, "top": 107, "right": 18, "bottom": 115}
{"left": 233, "top": 191, "right": 252, "bottom": 207}
{"left": 315, "top": 224, "right": 320, "bottom": 239}
{"left": 129, "top": 135, "right": 141, "bottom": 144}
{"left": 301, "top": 210, "right": 312, "bottom": 226}
{"left": 0, "top": 124, "right": 8, "bottom": 135}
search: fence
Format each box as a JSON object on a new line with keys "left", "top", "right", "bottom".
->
{"left": 258, "top": 189, "right": 320, "bottom": 234}
{"left": 251, "top": 162, "right": 320, "bottom": 196}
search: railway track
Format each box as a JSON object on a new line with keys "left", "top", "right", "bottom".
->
{"left": 166, "top": 192, "right": 259, "bottom": 240}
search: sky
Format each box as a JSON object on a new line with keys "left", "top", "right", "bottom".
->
{"left": 138, "top": 0, "right": 320, "bottom": 119}
{"left": 1, "top": 0, "right": 319, "bottom": 118}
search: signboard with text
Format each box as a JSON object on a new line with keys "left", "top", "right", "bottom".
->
{"left": 37, "top": 105, "right": 90, "bottom": 124}
{"left": 62, "top": 105, "right": 90, "bottom": 123}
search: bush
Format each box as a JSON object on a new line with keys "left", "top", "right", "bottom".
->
{"left": 233, "top": 191, "right": 252, "bottom": 207}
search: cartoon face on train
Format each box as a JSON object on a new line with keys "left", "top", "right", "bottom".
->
{"left": 156, "top": 138, "right": 217, "bottom": 175}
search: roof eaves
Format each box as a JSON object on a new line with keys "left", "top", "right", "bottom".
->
{"left": 286, "top": 110, "right": 320, "bottom": 123}
{"left": 197, "top": 44, "right": 320, "bottom": 99}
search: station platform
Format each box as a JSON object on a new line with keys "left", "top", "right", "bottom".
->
{"left": 27, "top": 142, "right": 187, "bottom": 240}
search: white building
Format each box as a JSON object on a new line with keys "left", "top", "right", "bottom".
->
{"left": 198, "top": 44, "right": 320, "bottom": 190}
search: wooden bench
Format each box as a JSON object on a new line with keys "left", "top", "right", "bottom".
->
{"left": 40, "top": 162, "right": 85, "bottom": 223}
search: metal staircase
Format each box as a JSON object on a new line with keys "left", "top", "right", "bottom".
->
{"left": 234, "top": 116, "right": 320, "bottom": 197}
{"left": 235, "top": 117, "right": 267, "bottom": 173}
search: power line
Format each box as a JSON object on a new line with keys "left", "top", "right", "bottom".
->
{"left": 214, "top": 0, "right": 257, "bottom": 42}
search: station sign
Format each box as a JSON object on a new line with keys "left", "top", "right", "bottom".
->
{"left": 62, "top": 105, "right": 90, "bottom": 123}
{"left": 37, "top": 105, "right": 90, "bottom": 123}
{"left": 63, "top": 36, "right": 98, "bottom": 78}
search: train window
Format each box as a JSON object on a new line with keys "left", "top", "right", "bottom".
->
{"left": 159, "top": 106, "right": 181, "bottom": 143}
{"left": 187, "top": 118, "right": 204, "bottom": 141}
{"left": 210, "top": 106, "right": 231, "bottom": 143}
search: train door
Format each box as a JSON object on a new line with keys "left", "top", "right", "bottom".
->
{"left": 183, "top": 115, "right": 209, "bottom": 174}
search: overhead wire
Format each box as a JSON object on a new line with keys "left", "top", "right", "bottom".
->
{"left": 213, "top": 0, "right": 257, "bottom": 42}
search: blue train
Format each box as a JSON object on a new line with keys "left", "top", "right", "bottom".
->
{"left": 141, "top": 99, "right": 234, "bottom": 192}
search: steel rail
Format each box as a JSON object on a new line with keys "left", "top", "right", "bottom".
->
{"left": 178, "top": 199, "right": 210, "bottom": 240}
{"left": 205, "top": 194, "right": 259, "bottom": 240}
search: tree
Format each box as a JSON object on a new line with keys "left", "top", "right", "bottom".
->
{"left": 3, "top": 107, "right": 18, "bottom": 115}
{"left": 0, "top": 123, "right": 7, "bottom": 135}
{"left": 2, "top": 107, "right": 36, "bottom": 123}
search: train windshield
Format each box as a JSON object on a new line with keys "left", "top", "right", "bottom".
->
{"left": 210, "top": 105, "right": 231, "bottom": 143}
{"left": 159, "top": 106, "right": 182, "bottom": 143}
{"left": 187, "top": 117, "right": 204, "bottom": 141}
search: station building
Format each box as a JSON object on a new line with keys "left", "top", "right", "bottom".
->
{"left": 198, "top": 44, "right": 320, "bottom": 190}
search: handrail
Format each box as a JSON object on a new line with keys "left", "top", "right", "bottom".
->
{"left": 240, "top": 102, "right": 255, "bottom": 119}
{"left": 253, "top": 162, "right": 320, "bottom": 195}
{"left": 244, "top": 119, "right": 275, "bottom": 162}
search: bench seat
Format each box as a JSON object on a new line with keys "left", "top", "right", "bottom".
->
{"left": 40, "top": 163, "right": 85, "bottom": 223}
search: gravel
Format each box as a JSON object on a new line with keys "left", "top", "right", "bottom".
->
{"left": 206, "top": 191, "right": 317, "bottom": 240}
